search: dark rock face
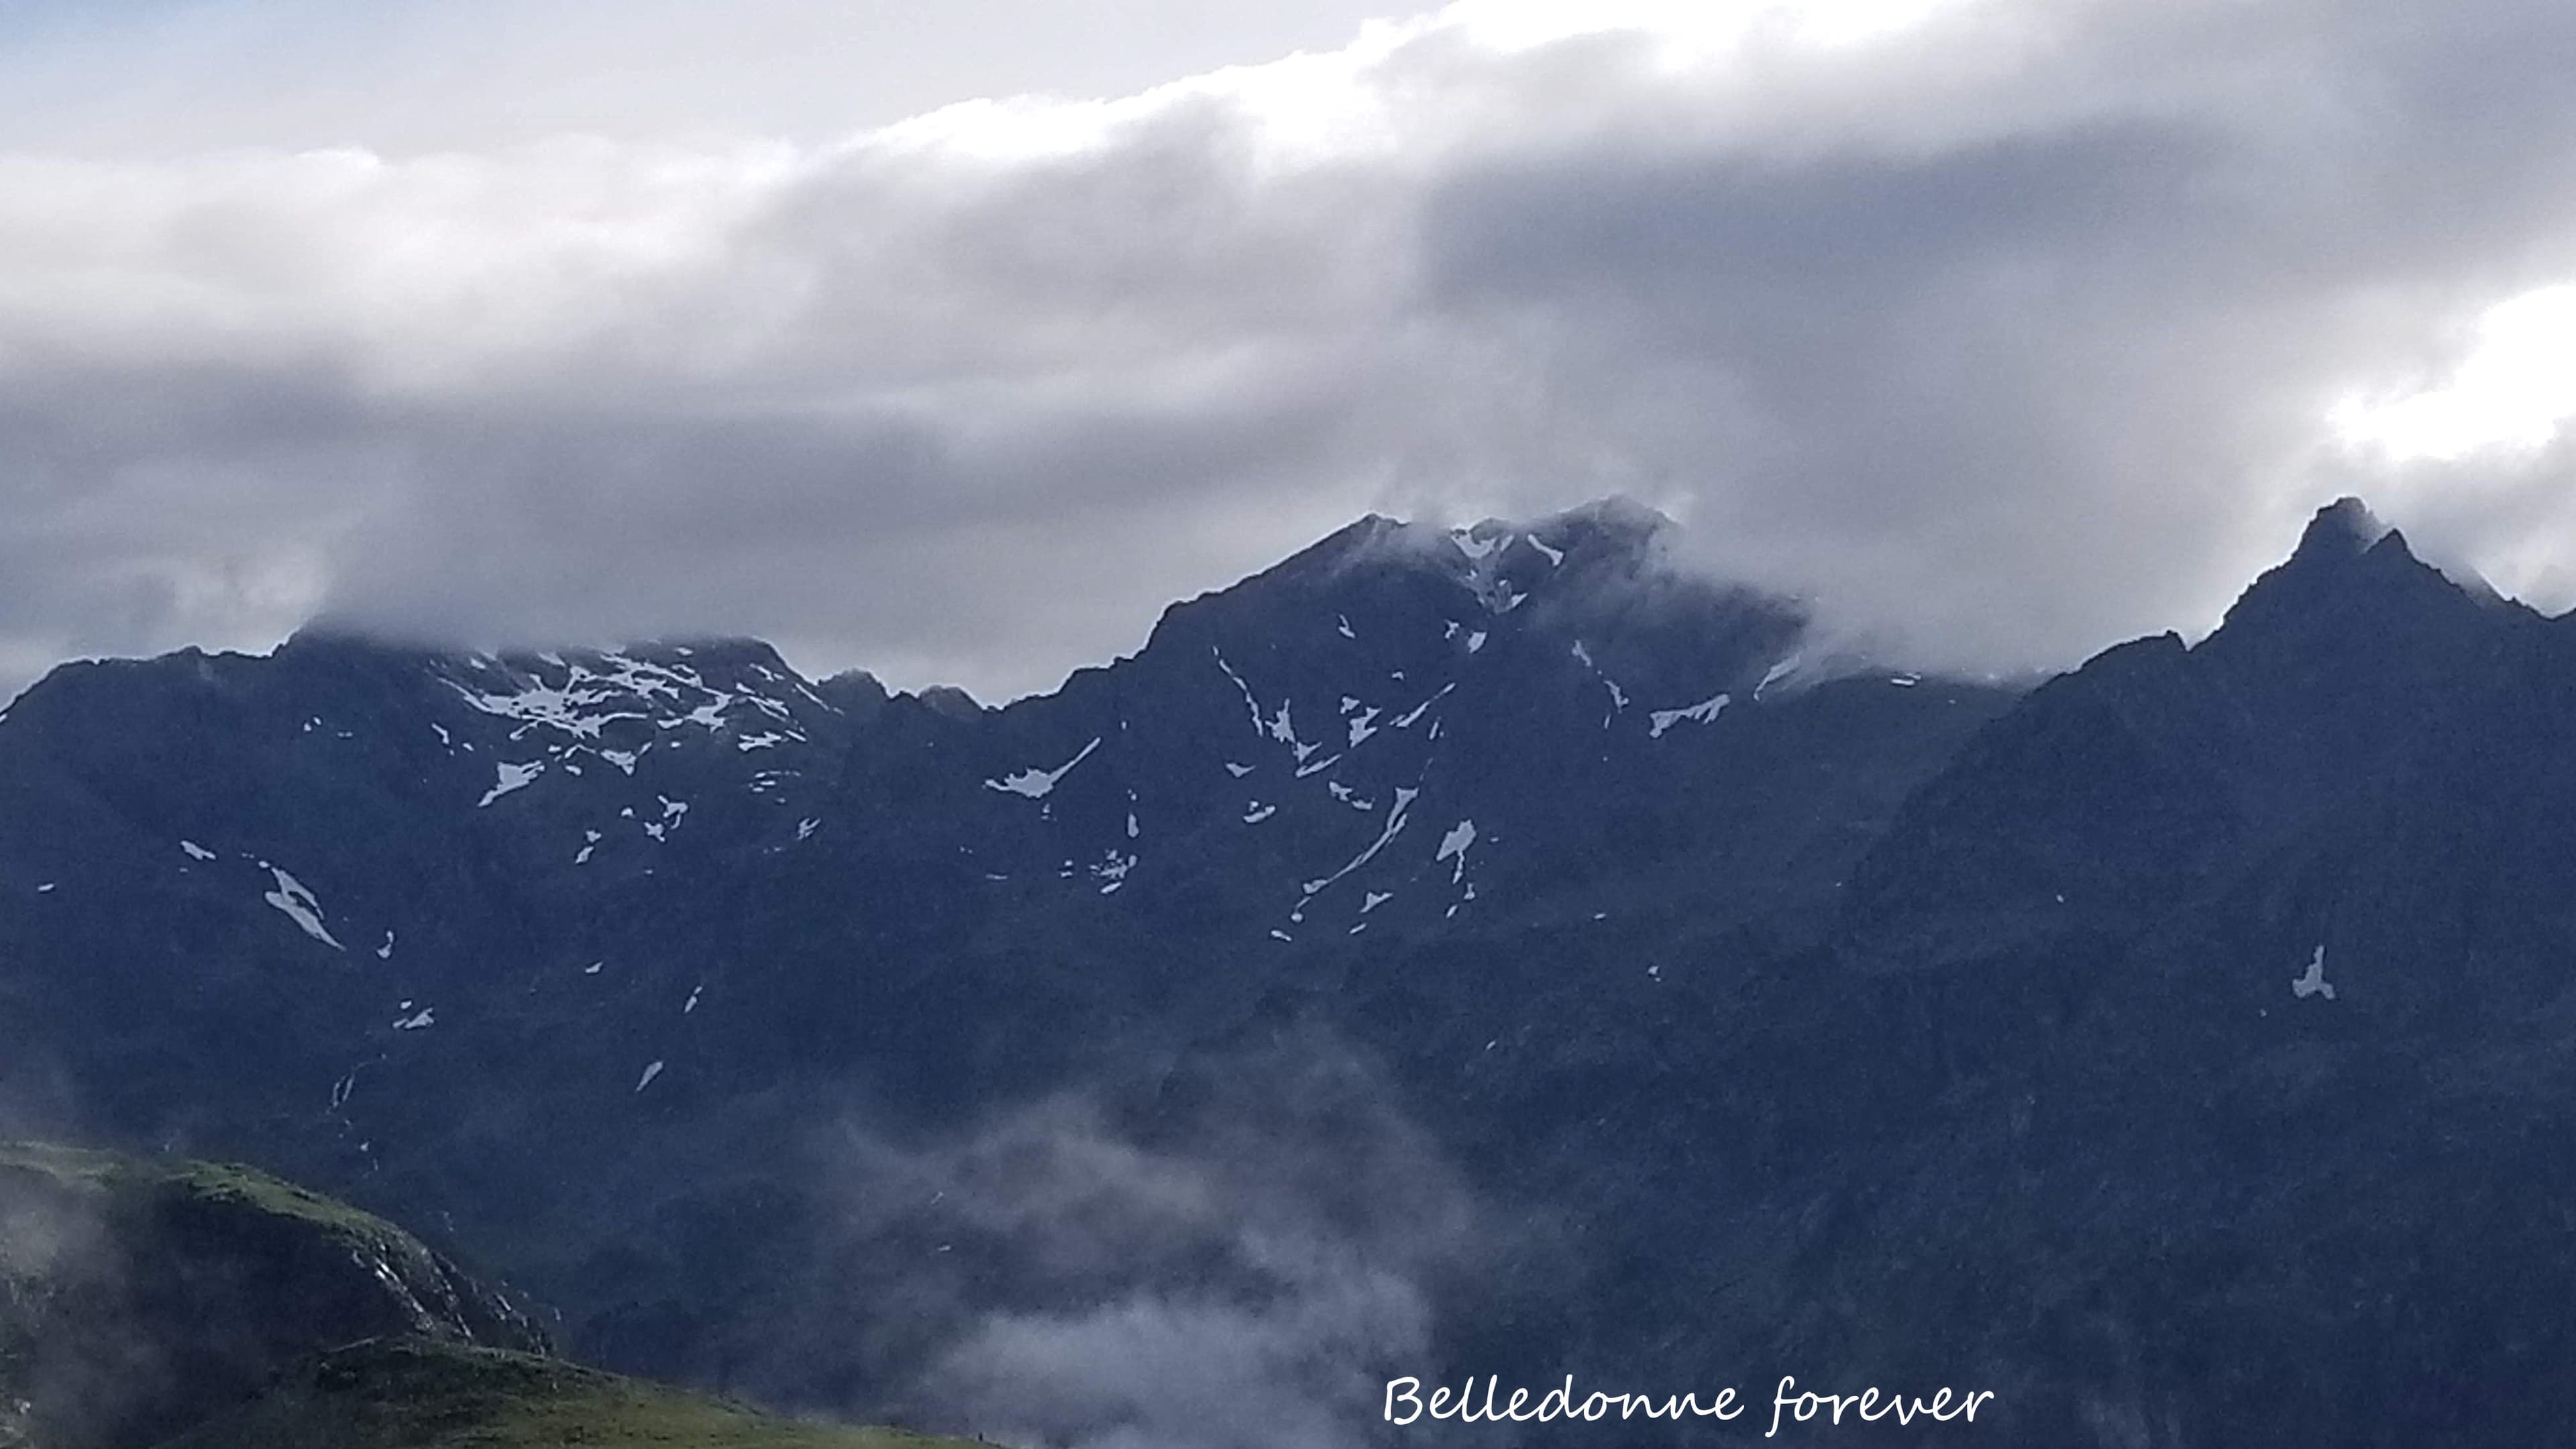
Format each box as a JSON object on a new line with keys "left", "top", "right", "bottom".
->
{"left": 7, "top": 494, "right": 2576, "bottom": 1444}
{"left": 1733, "top": 501, "right": 2576, "bottom": 1445}
{"left": 1851, "top": 496, "right": 2576, "bottom": 998}
{"left": 0, "top": 1144, "right": 546, "bottom": 1448}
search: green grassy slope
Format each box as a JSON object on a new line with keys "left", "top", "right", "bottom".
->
{"left": 5, "top": 1143, "right": 963, "bottom": 1449}
{"left": 3, "top": 1139, "right": 555, "bottom": 1446}
{"left": 0, "top": 1141, "right": 509, "bottom": 1313}
{"left": 154, "top": 1338, "right": 973, "bottom": 1449}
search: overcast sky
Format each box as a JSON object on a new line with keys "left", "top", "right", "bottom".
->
{"left": 5, "top": 0, "right": 2576, "bottom": 700}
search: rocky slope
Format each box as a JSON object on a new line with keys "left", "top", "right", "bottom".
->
{"left": 6, "top": 496, "right": 2575, "bottom": 1444}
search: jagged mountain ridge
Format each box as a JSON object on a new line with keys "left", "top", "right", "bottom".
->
{"left": 1847, "top": 496, "right": 2576, "bottom": 991}
{"left": 0, "top": 496, "right": 1984, "bottom": 1116}
{"left": 0, "top": 498, "right": 2013, "bottom": 1401}
{"left": 1715, "top": 502, "right": 2576, "bottom": 1446}
{"left": 13, "top": 495, "right": 2576, "bottom": 1442}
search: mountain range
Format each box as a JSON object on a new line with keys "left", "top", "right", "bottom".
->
{"left": 3, "top": 495, "right": 2571, "bottom": 1446}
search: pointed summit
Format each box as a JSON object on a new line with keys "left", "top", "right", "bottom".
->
{"left": 2294, "top": 496, "right": 2393, "bottom": 561}
{"left": 2208, "top": 496, "right": 2457, "bottom": 647}
{"left": 2199, "top": 494, "right": 2503, "bottom": 704}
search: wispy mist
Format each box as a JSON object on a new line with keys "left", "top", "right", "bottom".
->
{"left": 774, "top": 1036, "right": 1491, "bottom": 1449}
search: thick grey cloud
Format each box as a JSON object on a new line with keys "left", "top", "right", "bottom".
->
{"left": 4, "top": 0, "right": 2576, "bottom": 699}
{"left": 1407, "top": 0, "right": 2576, "bottom": 669}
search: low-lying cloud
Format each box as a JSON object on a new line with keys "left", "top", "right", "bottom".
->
{"left": 5, "top": 0, "right": 2576, "bottom": 698}
{"left": 777, "top": 1038, "right": 1489, "bottom": 1449}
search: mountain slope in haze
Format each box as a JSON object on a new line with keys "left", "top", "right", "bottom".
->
{"left": 0, "top": 1142, "right": 546, "bottom": 1449}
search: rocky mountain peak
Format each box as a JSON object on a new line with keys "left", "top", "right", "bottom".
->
{"left": 2204, "top": 495, "right": 2472, "bottom": 665}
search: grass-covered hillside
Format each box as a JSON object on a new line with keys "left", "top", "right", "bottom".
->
{"left": 154, "top": 1337, "right": 971, "bottom": 1449}
{"left": 2, "top": 1139, "right": 547, "bottom": 1447}
{"left": 0, "top": 1143, "right": 969, "bottom": 1449}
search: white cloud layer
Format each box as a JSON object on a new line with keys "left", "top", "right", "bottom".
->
{"left": 5, "top": 0, "right": 2576, "bottom": 698}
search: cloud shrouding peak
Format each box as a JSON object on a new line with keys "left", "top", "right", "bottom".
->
{"left": 5, "top": 0, "right": 2576, "bottom": 699}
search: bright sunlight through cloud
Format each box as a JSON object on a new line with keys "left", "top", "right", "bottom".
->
{"left": 2334, "top": 282, "right": 2576, "bottom": 463}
